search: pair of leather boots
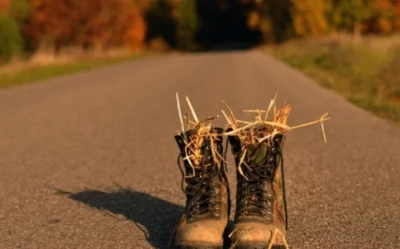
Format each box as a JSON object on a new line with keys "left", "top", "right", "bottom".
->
{"left": 169, "top": 127, "right": 289, "bottom": 249}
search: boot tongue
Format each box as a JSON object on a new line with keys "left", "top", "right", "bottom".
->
{"left": 243, "top": 142, "right": 275, "bottom": 181}
{"left": 247, "top": 143, "right": 268, "bottom": 164}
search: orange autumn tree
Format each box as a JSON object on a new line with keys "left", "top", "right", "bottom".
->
{"left": 375, "top": 0, "right": 393, "bottom": 33}
{"left": 366, "top": 0, "right": 397, "bottom": 34}
{"left": 394, "top": 0, "right": 400, "bottom": 30}
{"left": 102, "top": 0, "right": 146, "bottom": 51}
{"left": 0, "top": 0, "right": 9, "bottom": 13}
{"left": 24, "top": 0, "right": 75, "bottom": 54}
{"left": 69, "top": 0, "right": 111, "bottom": 51}
{"left": 70, "top": 0, "right": 146, "bottom": 52}
{"left": 25, "top": 0, "right": 146, "bottom": 54}
{"left": 291, "top": 0, "right": 329, "bottom": 37}
{"left": 123, "top": 3, "right": 147, "bottom": 52}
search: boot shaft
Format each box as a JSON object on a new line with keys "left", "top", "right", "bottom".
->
{"left": 174, "top": 127, "right": 230, "bottom": 221}
{"left": 170, "top": 127, "right": 231, "bottom": 248}
{"left": 174, "top": 127, "right": 228, "bottom": 189}
{"left": 228, "top": 129, "right": 287, "bottom": 230}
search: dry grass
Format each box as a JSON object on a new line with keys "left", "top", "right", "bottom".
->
{"left": 267, "top": 34, "right": 400, "bottom": 123}
{"left": 221, "top": 93, "right": 329, "bottom": 160}
{"left": 0, "top": 49, "right": 147, "bottom": 88}
{"left": 175, "top": 93, "right": 223, "bottom": 175}
{"left": 175, "top": 92, "right": 330, "bottom": 173}
{"left": 0, "top": 47, "right": 136, "bottom": 74}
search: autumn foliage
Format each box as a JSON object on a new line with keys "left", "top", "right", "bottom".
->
{"left": 23, "top": 0, "right": 146, "bottom": 54}
{"left": 291, "top": 0, "right": 330, "bottom": 37}
{"left": 0, "top": 0, "right": 9, "bottom": 13}
{"left": 394, "top": 1, "right": 400, "bottom": 29}
{"left": 2, "top": 0, "right": 400, "bottom": 61}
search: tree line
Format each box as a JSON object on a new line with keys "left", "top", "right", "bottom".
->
{"left": 1, "top": 0, "right": 400, "bottom": 62}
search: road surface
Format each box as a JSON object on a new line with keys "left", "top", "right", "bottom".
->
{"left": 0, "top": 51, "right": 399, "bottom": 249}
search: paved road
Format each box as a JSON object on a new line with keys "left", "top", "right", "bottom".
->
{"left": 0, "top": 51, "right": 399, "bottom": 249}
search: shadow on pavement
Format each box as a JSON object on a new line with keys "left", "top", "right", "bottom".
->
{"left": 56, "top": 186, "right": 182, "bottom": 249}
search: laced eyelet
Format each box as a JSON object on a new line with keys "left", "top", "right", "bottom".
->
{"left": 273, "top": 136, "right": 282, "bottom": 144}
{"left": 229, "top": 136, "right": 288, "bottom": 229}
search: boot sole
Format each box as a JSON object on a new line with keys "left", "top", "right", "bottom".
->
{"left": 172, "top": 246, "right": 223, "bottom": 249}
{"left": 230, "top": 245, "right": 287, "bottom": 249}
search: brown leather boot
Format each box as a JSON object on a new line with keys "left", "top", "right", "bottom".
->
{"left": 227, "top": 127, "right": 289, "bottom": 249}
{"left": 169, "top": 127, "right": 231, "bottom": 249}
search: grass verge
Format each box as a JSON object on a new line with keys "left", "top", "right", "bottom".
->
{"left": 0, "top": 53, "right": 146, "bottom": 89}
{"left": 265, "top": 36, "right": 400, "bottom": 123}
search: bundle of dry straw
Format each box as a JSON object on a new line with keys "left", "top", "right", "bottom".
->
{"left": 175, "top": 93, "right": 224, "bottom": 176}
{"left": 221, "top": 93, "right": 329, "bottom": 162}
{"left": 175, "top": 92, "right": 330, "bottom": 176}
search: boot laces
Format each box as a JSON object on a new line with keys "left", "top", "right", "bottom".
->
{"left": 177, "top": 147, "right": 222, "bottom": 219}
{"left": 237, "top": 136, "right": 288, "bottom": 229}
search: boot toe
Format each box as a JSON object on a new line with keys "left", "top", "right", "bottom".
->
{"left": 172, "top": 221, "right": 225, "bottom": 248}
{"left": 229, "top": 222, "right": 287, "bottom": 248}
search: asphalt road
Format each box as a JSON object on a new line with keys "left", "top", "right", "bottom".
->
{"left": 0, "top": 50, "right": 399, "bottom": 249}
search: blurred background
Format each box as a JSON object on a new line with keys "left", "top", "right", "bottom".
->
{"left": 0, "top": 0, "right": 399, "bottom": 121}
